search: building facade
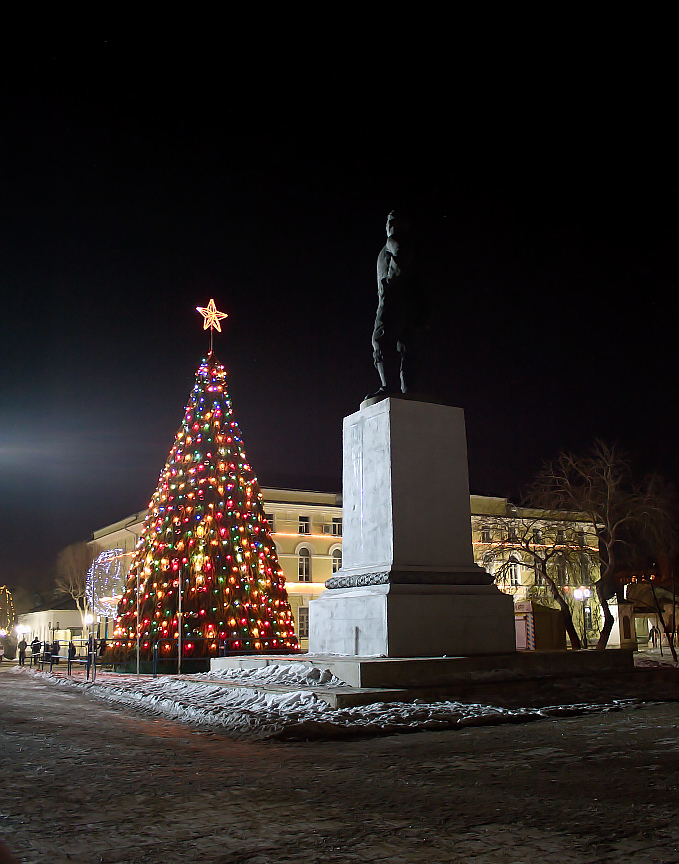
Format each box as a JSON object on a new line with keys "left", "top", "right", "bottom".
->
{"left": 92, "top": 490, "right": 627, "bottom": 651}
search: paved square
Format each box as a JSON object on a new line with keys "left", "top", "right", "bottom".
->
{"left": 1, "top": 666, "right": 678, "bottom": 863}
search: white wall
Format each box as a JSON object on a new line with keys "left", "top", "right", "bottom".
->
{"left": 16, "top": 610, "right": 83, "bottom": 644}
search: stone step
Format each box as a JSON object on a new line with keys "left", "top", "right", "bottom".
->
{"left": 211, "top": 649, "right": 634, "bottom": 689}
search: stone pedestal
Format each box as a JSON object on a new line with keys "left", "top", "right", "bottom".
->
{"left": 309, "top": 398, "right": 516, "bottom": 657}
{"left": 309, "top": 583, "right": 515, "bottom": 657}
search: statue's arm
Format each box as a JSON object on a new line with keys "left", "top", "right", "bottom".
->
{"left": 385, "top": 237, "right": 400, "bottom": 256}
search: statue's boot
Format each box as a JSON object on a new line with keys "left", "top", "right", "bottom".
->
{"left": 364, "top": 360, "right": 399, "bottom": 402}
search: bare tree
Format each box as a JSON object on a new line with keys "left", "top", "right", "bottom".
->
{"left": 481, "top": 510, "right": 596, "bottom": 649}
{"left": 624, "top": 477, "right": 678, "bottom": 661}
{"left": 55, "top": 542, "right": 100, "bottom": 629}
{"left": 528, "top": 441, "right": 673, "bottom": 650}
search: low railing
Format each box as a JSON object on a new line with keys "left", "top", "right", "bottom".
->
{"left": 30, "top": 635, "right": 299, "bottom": 677}
{"left": 30, "top": 637, "right": 103, "bottom": 680}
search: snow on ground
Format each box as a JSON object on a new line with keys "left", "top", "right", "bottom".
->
{"left": 10, "top": 665, "right": 640, "bottom": 741}
{"left": 634, "top": 655, "right": 678, "bottom": 668}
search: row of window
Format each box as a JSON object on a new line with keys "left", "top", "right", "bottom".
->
{"left": 265, "top": 514, "right": 342, "bottom": 536}
{"left": 297, "top": 606, "right": 309, "bottom": 639}
{"left": 499, "top": 555, "right": 592, "bottom": 588}
{"left": 298, "top": 547, "right": 342, "bottom": 581}
{"left": 480, "top": 527, "right": 589, "bottom": 545}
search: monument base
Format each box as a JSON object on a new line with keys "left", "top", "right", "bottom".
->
{"left": 209, "top": 650, "right": 638, "bottom": 709}
{"left": 308, "top": 583, "right": 516, "bottom": 657}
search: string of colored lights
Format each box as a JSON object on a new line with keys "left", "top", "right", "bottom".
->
{"left": 86, "top": 549, "right": 126, "bottom": 617}
{"left": 111, "top": 354, "right": 299, "bottom": 660}
{"left": 0, "top": 585, "right": 16, "bottom": 634}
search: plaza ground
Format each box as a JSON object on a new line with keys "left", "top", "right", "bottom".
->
{"left": 1, "top": 663, "right": 678, "bottom": 864}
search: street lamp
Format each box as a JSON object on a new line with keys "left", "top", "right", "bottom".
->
{"left": 574, "top": 587, "right": 591, "bottom": 649}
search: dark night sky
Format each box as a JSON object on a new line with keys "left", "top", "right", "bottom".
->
{"left": 1, "top": 45, "right": 677, "bottom": 595}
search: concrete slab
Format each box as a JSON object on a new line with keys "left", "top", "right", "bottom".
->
{"left": 211, "top": 649, "right": 634, "bottom": 689}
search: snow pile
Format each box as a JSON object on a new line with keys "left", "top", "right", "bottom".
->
{"left": 634, "top": 655, "right": 679, "bottom": 668}
{"left": 200, "top": 661, "right": 348, "bottom": 687}
{"left": 12, "top": 666, "right": 640, "bottom": 741}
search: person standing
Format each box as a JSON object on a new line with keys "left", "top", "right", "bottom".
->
{"left": 17, "top": 637, "right": 27, "bottom": 666}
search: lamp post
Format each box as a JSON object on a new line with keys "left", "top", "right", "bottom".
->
{"left": 574, "top": 587, "right": 591, "bottom": 649}
{"left": 88, "top": 564, "right": 99, "bottom": 682}
{"left": 178, "top": 569, "right": 182, "bottom": 676}
{"left": 136, "top": 569, "right": 140, "bottom": 677}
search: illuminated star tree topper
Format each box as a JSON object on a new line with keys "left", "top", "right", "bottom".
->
{"left": 196, "top": 298, "right": 228, "bottom": 352}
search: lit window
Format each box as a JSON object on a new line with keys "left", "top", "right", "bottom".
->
{"left": 557, "top": 554, "right": 568, "bottom": 586}
{"left": 579, "top": 552, "right": 590, "bottom": 581}
{"left": 508, "top": 556, "right": 521, "bottom": 586}
{"left": 535, "top": 561, "right": 546, "bottom": 585}
{"left": 332, "top": 518, "right": 342, "bottom": 536}
{"left": 299, "top": 516, "right": 310, "bottom": 535}
{"left": 298, "top": 547, "right": 311, "bottom": 582}
{"left": 332, "top": 549, "right": 342, "bottom": 573}
{"left": 297, "top": 607, "right": 309, "bottom": 639}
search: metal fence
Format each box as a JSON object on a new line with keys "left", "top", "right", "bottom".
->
{"left": 28, "top": 635, "right": 296, "bottom": 678}
{"left": 29, "top": 636, "right": 101, "bottom": 680}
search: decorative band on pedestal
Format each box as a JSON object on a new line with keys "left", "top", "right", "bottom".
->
{"left": 325, "top": 572, "right": 391, "bottom": 589}
{"left": 325, "top": 569, "right": 495, "bottom": 589}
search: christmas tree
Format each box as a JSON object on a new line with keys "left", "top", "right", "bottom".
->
{"left": 111, "top": 308, "right": 298, "bottom": 662}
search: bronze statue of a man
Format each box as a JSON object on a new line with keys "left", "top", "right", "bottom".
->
{"left": 367, "top": 210, "right": 418, "bottom": 399}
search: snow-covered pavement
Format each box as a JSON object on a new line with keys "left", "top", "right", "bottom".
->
{"left": 10, "top": 663, "right": 641, "bottom": 740}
